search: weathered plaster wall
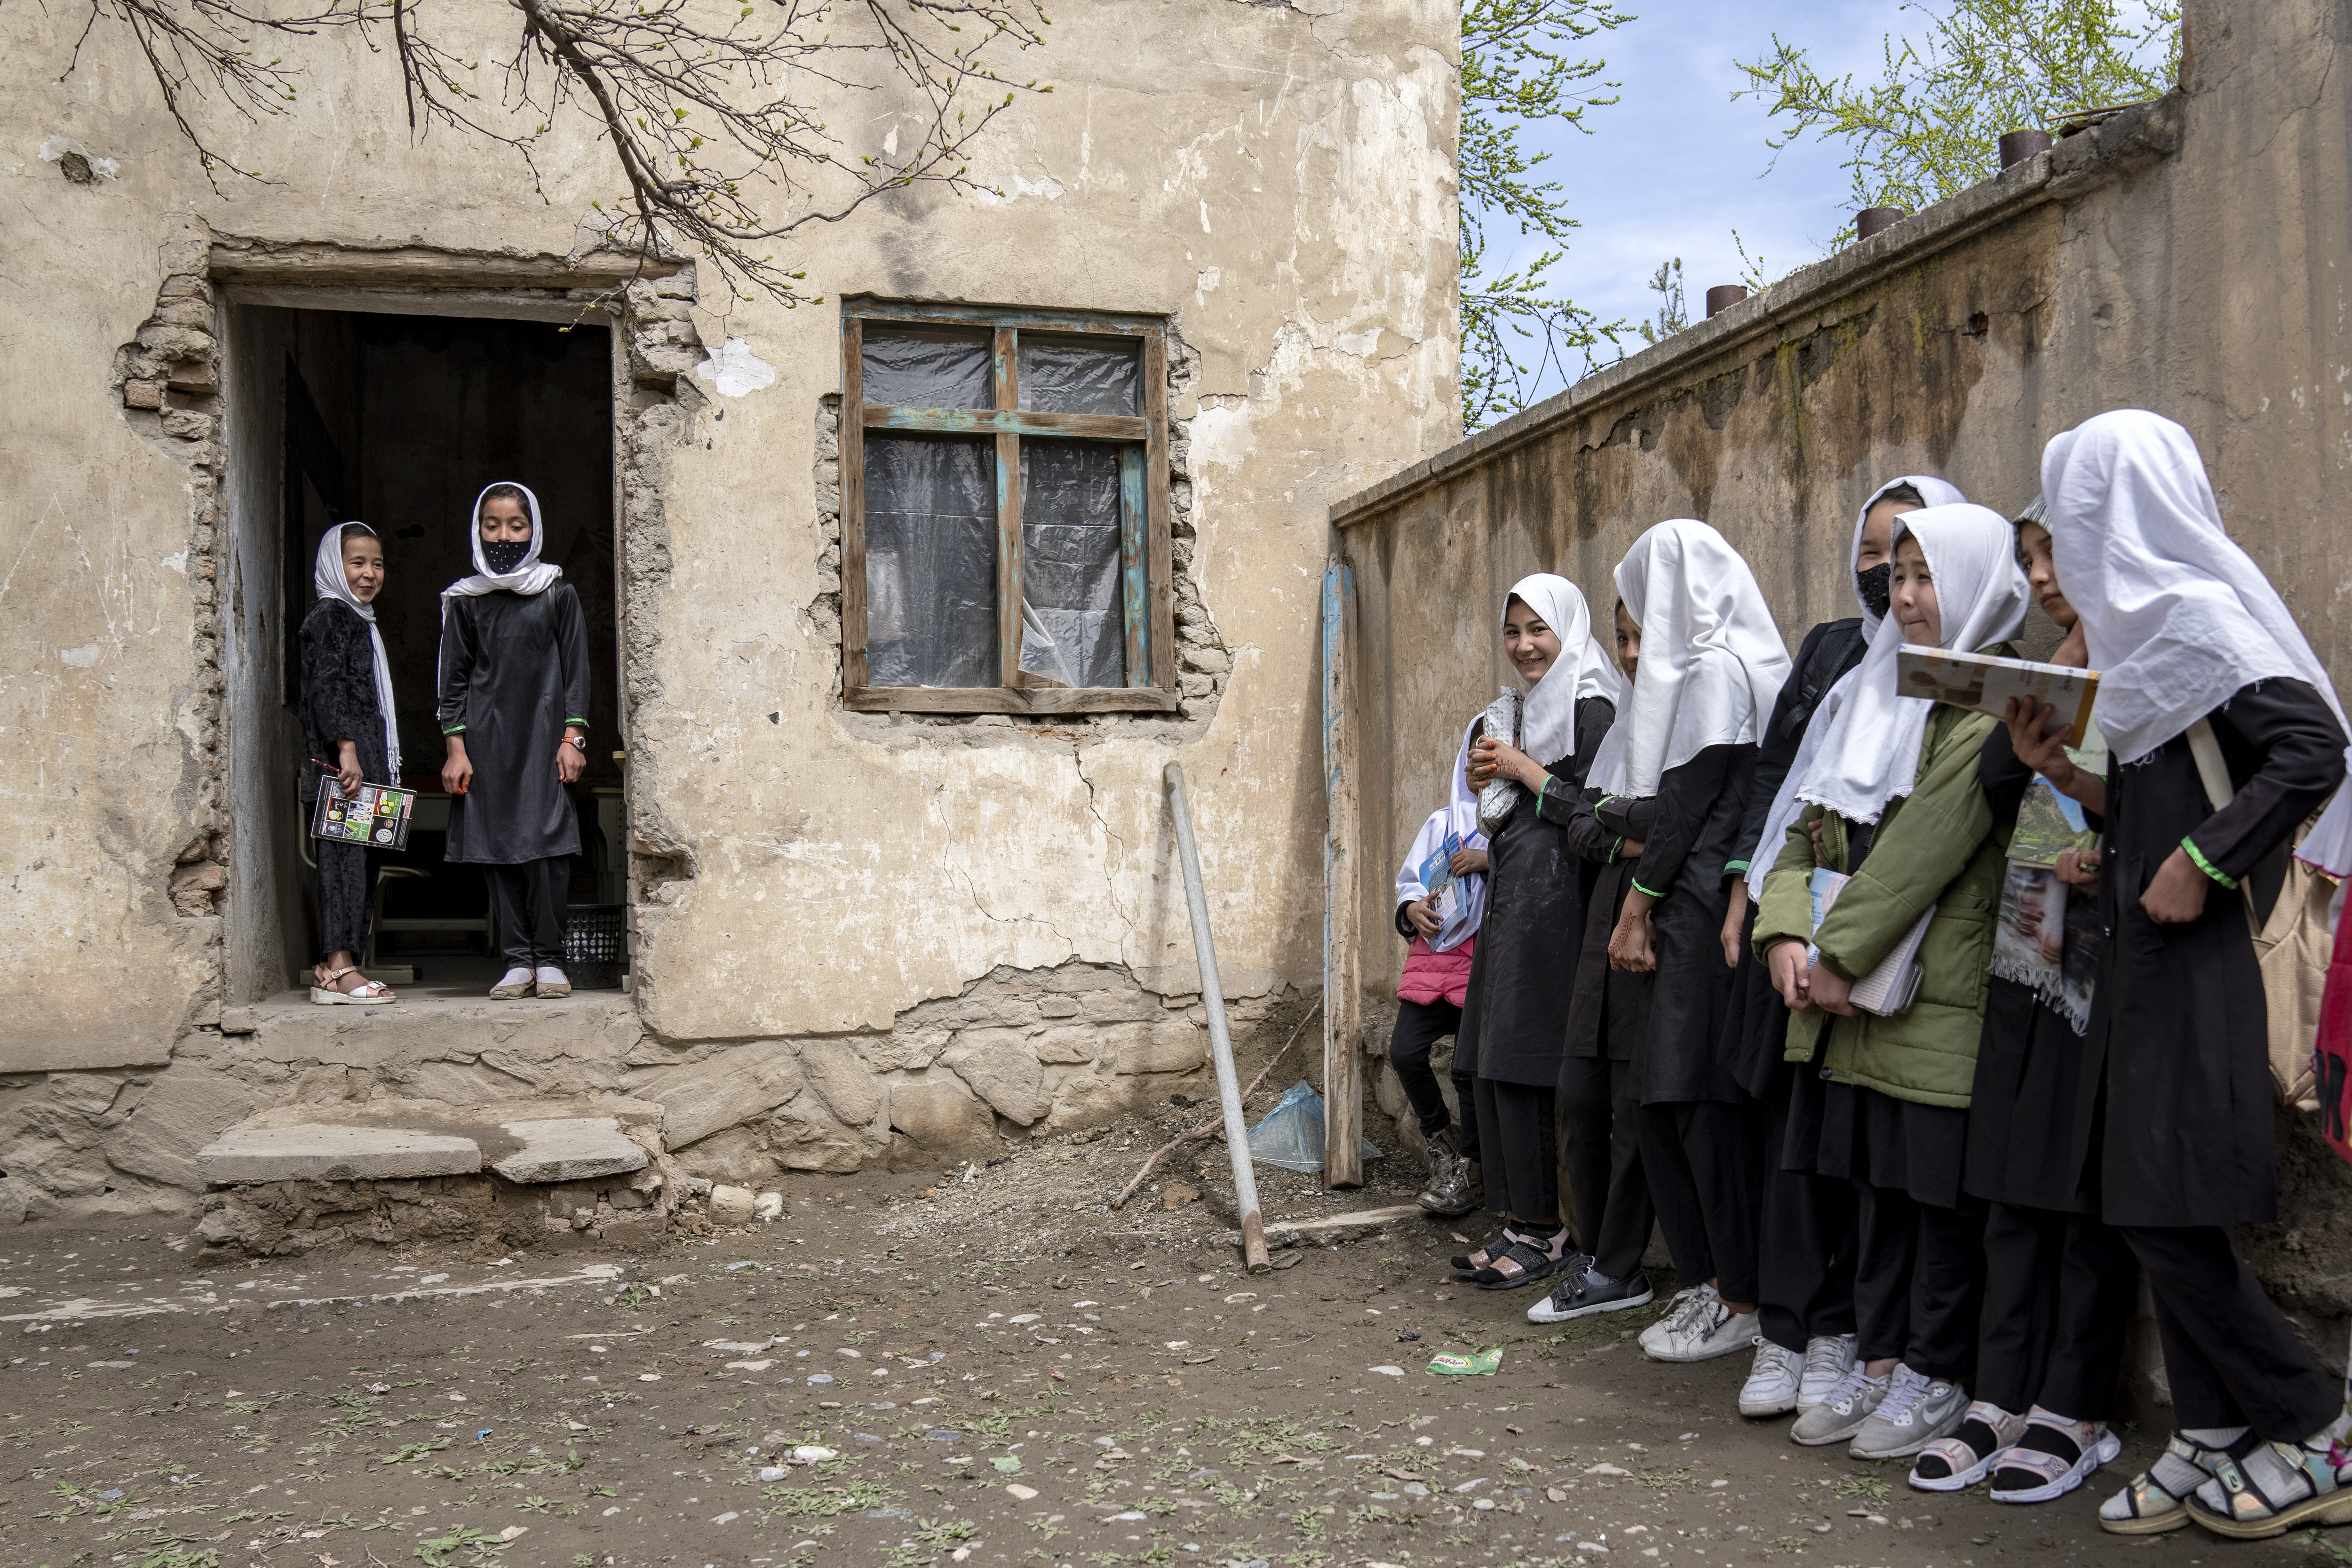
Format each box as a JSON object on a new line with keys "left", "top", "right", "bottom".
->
{"left": 1331, "top": 0, "right": 2352, "bottom": 1324}
{"left": 0, "top": 1, "right": 1459, "bottom": 1213}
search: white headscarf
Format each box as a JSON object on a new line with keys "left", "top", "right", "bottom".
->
{"left": 311, "top": 522, "right": 401, "bottom": 781}
{"left": 441, "top": 481, "right": 563, "bottom": 612}
{"left": 1791, "top": 503, "right": 2029, "bottom": 824}
{"left": 1739, "top": 475, "right": 1974, "bottom": 895}
{"left": 1392, "top": 717, "right": 1493, "bottom": 951}
{"left": 1503, "top": 574, "right": 1625, "bottom": 766}
{"left": 1588, "top": 520, "right": 1791, "bottom": 799}
{"left": 1851, "top": 476, "right": 1967, "bottom": 636}
{"left": 2043, "top": 410, "right": 2348, "bottom": 767}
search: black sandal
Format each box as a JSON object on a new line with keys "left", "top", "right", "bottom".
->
{"left": 1470, "top": 1237, "right": 1570, "bottom": 1291}
{"left": 1451, "top": 1228, "right": 1526, "bottom": 1278}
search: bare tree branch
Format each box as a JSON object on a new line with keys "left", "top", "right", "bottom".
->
{"left": 65, "top": 0, "right": 1050, "bottom": 302}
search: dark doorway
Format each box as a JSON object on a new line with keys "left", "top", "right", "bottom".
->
{"left": 223, "top": 304, "right": 623, "bottom": 999}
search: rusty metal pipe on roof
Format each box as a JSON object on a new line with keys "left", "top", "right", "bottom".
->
{"left": 1856, "top": 207, "right": 1907, "bottom": 241}
{"left": 1163, "top": 762, "right": 1270, "bottom": 1270}
{"left": 1704, "top": 285, "right": 1748, "bottom": 318}
{"left": 1999, "top": 129, "right": 2055, "bottom": 167}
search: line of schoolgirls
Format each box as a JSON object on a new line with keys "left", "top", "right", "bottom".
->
{"left": 1386, "top": 409, "right": 2352, "bottom": 1540}
{"left": 298, "top": 482, "right": 592, "bottom": 1006}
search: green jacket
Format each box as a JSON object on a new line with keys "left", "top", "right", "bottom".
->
{"left": 1753, "top": 700, "right": 2011, "bottom": 1109}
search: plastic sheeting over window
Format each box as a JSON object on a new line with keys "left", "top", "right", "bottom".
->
{"left": 862, "top": 327, "right": 992, "bottom": 409}
{"left": 863, "top": 435, "right": 998, "bottom": 687}
{"left": 1018, "top": 337, "right": 1140, "bottom": 415}
{"left": 1017, "top": 441, "right": 1125, "bottom": 690}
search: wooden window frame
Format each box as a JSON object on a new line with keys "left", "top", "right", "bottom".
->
{"left": 840, "top": 298, "right": 1177, "bottom": 715}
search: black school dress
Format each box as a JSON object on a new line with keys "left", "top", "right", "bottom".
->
{"left": 1962, "top": 725, "right": 2103, "bottom": 1212}
{"left": 2063, "top": 679, "right": 2347, "bottom": 1229}
{"left": 1630, "top": 743, "right": 1760, "bottom": 1105}
{"left": 1454, "top": 696, "right": 1616, "bottom": 1086}
{"left": 436, "top": 583, "right": 590, "bottom": 865}
{"left": 1726, "top": 618, "right": 1870, "bottom": 1098}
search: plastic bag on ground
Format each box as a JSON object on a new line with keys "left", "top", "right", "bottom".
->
{"left": 1245, "top": 1081, "right": 1381, "bottom": 1174}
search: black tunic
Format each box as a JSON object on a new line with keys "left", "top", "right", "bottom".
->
{"left": 1455, "top": 695, "right": 1615, "bottom": 1087}
{"left": 1962, "top": 725, "right": 2104, "bottom": 1212}
{"left": 1628, "top": 743, "right": 1760, "bottom": 1104}
{"left": 2065, "top": 678, "right": 2346, "bottom": 1229}
{"left": 1725, "top": 618, "right": 1871, "bottom": 1098}
{"left": 1563, "top": 790, "right": 1657, "bottom": 1063}
{"left": 437, "top": 584, "right": 590, "bottom": 866}
{"left": 299, "top": 600, "right": 393, "bottom": 802}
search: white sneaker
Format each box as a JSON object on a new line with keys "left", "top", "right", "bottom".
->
{"left": 1851, "top": 1364, "right": 1968, "bottom": 1461}
{"left": 1798, "top": 1332, "right": 1860, "bottom": 1410}
{"left": 1790, "top": 1365, "right": 1891, "bottom": 1447}
{"left": 1638, "top": 1284, "right": 1718, "bottom": 1356}
{"left": 1648, "top": 1301, "right": 1758, "bottom": 1364}
{"left": 1740, "top": 1341, "right": 1804, "bottom": 1417}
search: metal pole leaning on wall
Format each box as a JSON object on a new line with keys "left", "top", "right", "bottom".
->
{"left": 1164, "top": 763, "right": 1270, "bottom": 1270}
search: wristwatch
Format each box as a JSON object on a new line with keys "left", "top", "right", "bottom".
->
{"left": 566, "top": 735, "right": 588, "bottom": 751}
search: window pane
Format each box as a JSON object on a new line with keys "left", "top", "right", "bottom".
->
{"left": 861, "top": 326, "right": 992, "bottom": 409}
{"left": 1018, "top": 441, "right": 1126, "bottom": 689}
{"left": 1018, "top": 337, "right": 1141, "bottom": 415}
{"left": 864, "top": 435, "right": 998, "bottom": 687}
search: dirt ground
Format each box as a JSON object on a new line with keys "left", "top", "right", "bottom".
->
{"left": 0, "top": 1108, "right": 2338, "bottom": 1568}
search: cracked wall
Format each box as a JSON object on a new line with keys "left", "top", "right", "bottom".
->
{"left": 0, "top": 0, "right": 1459, "bottom": 1201}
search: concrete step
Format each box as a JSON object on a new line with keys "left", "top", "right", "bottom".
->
{"left": 195, "top": 1096, "right": 661, "bottom": 1186}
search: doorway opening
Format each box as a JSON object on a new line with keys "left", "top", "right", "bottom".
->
{"left": 221, "top": 303, "right": 625, "bottom": 1002}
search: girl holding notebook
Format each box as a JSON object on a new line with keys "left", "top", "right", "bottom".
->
{"left": 1753, "top": 504, "right": 2029, "bottom": 1463}
{"left": 2041, "top": 411, "right": 2352, "bottom": 1540}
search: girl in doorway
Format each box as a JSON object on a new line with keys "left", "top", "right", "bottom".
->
{"left": 303, "top": 522, "right": 401, "bottom": 1005}
{"left": 438, "top": 481, "right": 591, "bottom": 1000}
{"left": 1550, "top": 520, "right": 1788, "bottom": 1349}
{"left": 1755, "top": 504, "right": 2028, "bottom": 1463}
{"left": 2037, "top": 412, "right": 2352, "bottom": 1540}
{"left": 1453, "top": 574, "right": 1624, "bottom": 1289}
{"left": 1906, "top": 496, "right": 2138, "bottom": 1502}
{"left": 1394, "top": 719, "right": 1491, "bottom": 1217}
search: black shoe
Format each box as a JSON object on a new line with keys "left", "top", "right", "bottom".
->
{"left": 1417, "top": 1136, "right": 1484, "bottom": 1218}
{"left": 1450, "top": 1227, "right": 1523, "bottom": 1278}
{"left": 1526, "top": 1265, "right": 1654, "bottom": 1324}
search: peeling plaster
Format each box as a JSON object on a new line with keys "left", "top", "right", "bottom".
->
{"left": 692, "top": 337, "right": 777, "bottom": 398}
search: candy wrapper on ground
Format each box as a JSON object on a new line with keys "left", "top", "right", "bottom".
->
{"left": 1427, "top": 1347, "right": 1502, "bottom": 1376}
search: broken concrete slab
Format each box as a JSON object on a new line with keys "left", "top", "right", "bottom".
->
{"left": 196, "top": 1125, "right": 481, "bottom": 1183}
{"left": 489, "top": 1117, "right": 649, "bottom": 1184}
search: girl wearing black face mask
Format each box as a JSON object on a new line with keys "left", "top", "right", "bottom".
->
{"left": 1719, "top": 473, "right": 1961, "bottom": 1425}
{"left": 438, "top": 481, "right": 591, "bottom": 1000}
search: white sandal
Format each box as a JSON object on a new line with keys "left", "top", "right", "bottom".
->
{"left": 310, "top": 967, "right": 396, "bottom": 1005}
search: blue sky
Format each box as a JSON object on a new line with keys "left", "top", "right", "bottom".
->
{"left": 1485, "top": 0, "right": 1907, "bottom": 398}
{"left": 1482, "top": 0, "right": 2177, "bottom": 409}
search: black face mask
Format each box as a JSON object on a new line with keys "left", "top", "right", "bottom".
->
{"left": 482, "top": 538, "right": 530, "bottom": 574}
{"left": 1856, "top": 562, "right": 1892, "bottom": 619}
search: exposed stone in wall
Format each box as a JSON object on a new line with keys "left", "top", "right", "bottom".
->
{"left": 111, "top": 230, "right": 230, "bottom": 1017}
{"left": 815, "top": 318, "right": 1234, "bottom": 732}
{"left": 615, "top": 268, "right": 710, "bottom": 918}
{"left": 3, "top": 963, "right": 1298, "bottom": 1226}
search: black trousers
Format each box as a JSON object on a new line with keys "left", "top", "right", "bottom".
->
{"left": 1852, "top": 1181, "right": 1985, "bottom": 1382}
{"left": 1560, "top": 1054, "right": 1652, "bottom": 1279}
{"left": 1640, "top": 1099, "right": 1762, "bottom": 1305}
{"left": 1473, "top": 1078, "right": 1557, "bottom": 1223}
{"left": 1755, "top": 1065, "right": 1860, "bottom": 1354}
{"left": 1977, "top": 1203, "right": 2139, "bottom": 1418}
{"left": 487, "top": 857, "right": 568, "bottom": 969}
{"left": 316, "top": 838, "right": 374, "bottom": 960}
{"left": 2120, "top": 1225, "right": 2341, "bottom": 1440}
{"left": 1389, "top": 999, "right": 1469, "bottom": 1143}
